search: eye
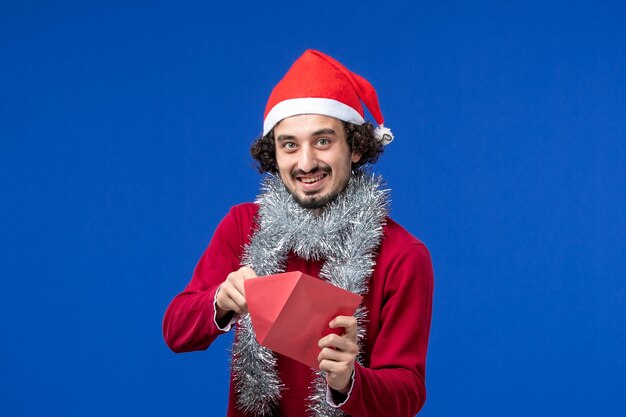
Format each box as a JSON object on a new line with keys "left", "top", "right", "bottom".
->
{"left": 282, "top": 142, "right": 297, "bottom": 150}
{"left": 316, "top": 138, "right": 330, "bottom": 146}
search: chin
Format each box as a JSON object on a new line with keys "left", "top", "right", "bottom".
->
{"left": 293, "top": 191, "right": 337, "bottom": 209}
{"left": 297, "top": 199, "right": 328, "bottom": 210}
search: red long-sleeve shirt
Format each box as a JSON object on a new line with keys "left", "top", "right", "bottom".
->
{"left": 163, "top": 203, "right": 434, "bottom": 416}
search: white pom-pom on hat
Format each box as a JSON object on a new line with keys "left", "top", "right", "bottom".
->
{"left": 374, "top": 124, "right": 394, "bottom": 145}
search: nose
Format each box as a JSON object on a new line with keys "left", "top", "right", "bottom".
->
{"left": 297, "top": 145, "right": 318, "bottom": 173}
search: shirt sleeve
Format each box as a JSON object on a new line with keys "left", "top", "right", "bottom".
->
{"left": 162, "top": 205, "right": 251, "bottom": 353}
{"left": 212, "top": 283, "right": 240, "bottom": 332}
{"left": 326, "top": 369, "right": 356, "bottom": 407}
{"left": 339, "top": 243, "right": 434, "bottom": 417}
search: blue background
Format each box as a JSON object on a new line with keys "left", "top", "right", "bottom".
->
{"left": 1, "top": 1, "right": 624, "bottom": 416}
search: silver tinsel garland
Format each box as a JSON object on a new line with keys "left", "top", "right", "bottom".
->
{"left": 232, "top": 169, "right": 389, "bottom": 417}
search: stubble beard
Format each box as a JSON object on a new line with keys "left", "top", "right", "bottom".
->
{"left": 294, "top": 190, "right": 338, "bottom": 209}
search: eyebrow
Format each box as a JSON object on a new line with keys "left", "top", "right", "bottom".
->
{"left": 276, "top": 128, "right": 337, "bottom": 142}
{"left": 312, "top": 128, "right": 337, "bottom": 136}
{"left": 276, "top": 134, "right": 296, "bottom": 142}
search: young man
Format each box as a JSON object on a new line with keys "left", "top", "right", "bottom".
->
{"left": 163, "top": 50, "right": 434, "bottom": 417}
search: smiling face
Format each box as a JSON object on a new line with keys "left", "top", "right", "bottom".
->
{"left": 273, "top": 114, "right": 362, "bottom": 209}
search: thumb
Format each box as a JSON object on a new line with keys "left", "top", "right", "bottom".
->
{"left": 240, "top": 266, "right": 257, "bottom": 279}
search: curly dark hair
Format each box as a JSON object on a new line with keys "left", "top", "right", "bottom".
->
{"left": 250, "top": 121, "right": 384, "bottom": 173}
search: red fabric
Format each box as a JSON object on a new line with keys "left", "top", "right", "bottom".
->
{"left": 163, "top": 203, "right": 434, "bottom": 417}
{"left": 263, "top": 49, "right": 387, "bottom": 127}
{"left": 264, "top": 50, "right": 364, "bottom": 119}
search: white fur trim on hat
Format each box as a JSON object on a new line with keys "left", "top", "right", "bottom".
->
{"left": 263, "top": 97, "right": 365, "bottom": 136}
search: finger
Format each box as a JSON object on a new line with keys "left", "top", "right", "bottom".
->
{"left": 228, "top": 288, "right": 248, "bottom": 313}
{"left": 217, "top": 285, "right": 248, "bottom": 314}
{"left": 222, "top": 301, "right": 245, "bottom": 315}
{"left": 239, "top": 266, "right": 257, "bottom": 279}
{"left": 230, "top": 267, "right": 257, "bottom": 298}
{"left": 318, "top": 333, "right": 340, "bottom": 348}
{"left": 318, "top": 347, "right": 351, "bottom": 363}
{"left": 318, "top": 358, "right": 337, "bottom": 373}
{"left": 318, "top": 334, "right": 358, "bottom": 353}
{"left": 329, "top": 316, "right": 357, "bottom": 339}
{"left": 230, "top": 276, "right": 247, "bottom": 298}
{"left": 318, "top": 359, "right": 352, "bottom": 377}
{"left": 329, "top": 315, "right": 357, "bottom": 330}
{"left": 225, "top": 270, "right": 249, "bottom": 297}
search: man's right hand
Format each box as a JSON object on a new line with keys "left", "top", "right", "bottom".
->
{"left": 215, "top": 266, "right": 257, "bottom": 321}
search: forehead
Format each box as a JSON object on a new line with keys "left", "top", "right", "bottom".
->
{"left": 274, "top": 114, "right": 344, "bottom": 137}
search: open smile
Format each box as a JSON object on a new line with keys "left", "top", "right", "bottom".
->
{"left": 297, "top": 173, "right": 328, "bottom": 184}
{"left": 294, "top": 172, "right": 330, "bottom": 193}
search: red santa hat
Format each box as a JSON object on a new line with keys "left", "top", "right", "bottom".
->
{"left": 263, "top": 49, "right": 394, "bottom": 145}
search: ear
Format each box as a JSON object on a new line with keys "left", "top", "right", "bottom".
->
{"left": 351, "top": 152, "right": 362, "bottom": 163}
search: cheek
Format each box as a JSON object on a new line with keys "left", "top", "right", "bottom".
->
{"left": 275, "top": 158, "right": 296, "bottom": 181}
{"left": 274, "top": 155, "right": 289, "bottom": 173}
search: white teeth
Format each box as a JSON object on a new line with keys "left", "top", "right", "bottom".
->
{"left": 301, "top": 175, "right": 324, "bottom": 184}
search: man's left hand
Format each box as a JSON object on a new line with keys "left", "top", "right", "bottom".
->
{"left": 317, "top": 315, "right": 358, "bottom": 394}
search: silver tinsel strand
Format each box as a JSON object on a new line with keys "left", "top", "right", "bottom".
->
{"left": 232, "top": 169, "right": 389, "bottom": 416}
